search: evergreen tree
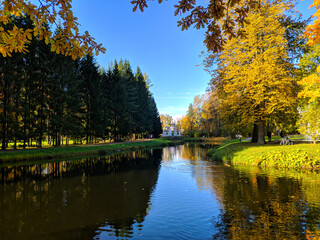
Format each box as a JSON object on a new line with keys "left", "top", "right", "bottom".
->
{"left": 108, "top": 61, "right": 129, "bottom": 141}
{"left": 149, "top": 96, "right": 162, "bottom": 137}
{"left": 100, "top": 68, "right": 112, "bottom": 140}
{"left": 135, "top": 67, "right": 149, "bottom": 137}
{"left": 121, "top": 59, "right": 139, "bottom": 137}
{"left": 78, "top": 55, "right": 104, "bottom": 144}
{"left": 0, "top": 20, "right": 162, "bottom": 149}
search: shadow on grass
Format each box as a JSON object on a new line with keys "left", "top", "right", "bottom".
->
{"left": 207, "top": 141, "right": 255, "bottom": 162}
{"left": 0, "top": 139, "right": 182, "bottom": 164}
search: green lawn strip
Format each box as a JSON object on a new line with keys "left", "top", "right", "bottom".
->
{"left": 208, "top": 141, "right": 320, "bottom": 170}
{"left": 160, "top": 137, "right": 206, "bottom": 142}
{"left": 0, "top": 139, "right": 180, "bottom": 163}
{"left": 264, "top": 134, "right": 310, "bottom": 142}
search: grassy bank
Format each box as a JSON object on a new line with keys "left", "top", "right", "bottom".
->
{"left": 0, "top": 139, "right": 182, "bottom": 163}
{"left": 207, "top": 139, "right": 320, "bottom": 170}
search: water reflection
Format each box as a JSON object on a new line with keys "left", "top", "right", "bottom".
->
{"left": 0, "top": 149, "right": 162, "bottom": 240}
{"left": 208, "top": 164, "right": 320, "bottom": 239}
{"left": 1, "top": 144, "right": 320, "bottom": 239}
{"left": 162, "top": 143, "right": 212, "bottom": 163}
{"left": 162, "top": 144, "right": 320, "bottom": 240}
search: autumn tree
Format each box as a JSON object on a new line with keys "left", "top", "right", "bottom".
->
{"left": 297, "top": 104, "right": 320, "bottom": 144}
{"left": 132, "top": 0, "right": 258, "bottom": 53}
{"left": 294, "top": 0, "right": 320, "bottom": 142}
{"left": 298, "top": 44, "right": 320, "bottom": 82}
{"left": 160, "top": 114, "right": 173, "bottom": 128}
{"left": 0, "top": 0, "right": 258, "bottom": 58}
{"left": 181, "top": 104, "right": 198, "bottom": 136}
{"left": 297, "top": 42, "right": 320, "bottom": 137}
{"left": 304, "top": 0, "right": 320, "bottom": 46}
{"left": 200, "top": 91, "right": 224, "bottom": 137}
{"left": 0, "top": 0, "right": 106, "bottom": 58}
{"left": 209, "top": 1, "right": 297, "bottom": 144}
{"left": 299, "top": 0, "right": 320, "bottom": 106}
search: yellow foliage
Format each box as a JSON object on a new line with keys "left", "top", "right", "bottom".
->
{"left": 305, "top": 0, "right": 320, "bottom": 46}
{"left": 0, "top": 0, "right": 106, "bottom": 58}
{"left": 297, "top": 103, "right": 320, "bottom": 144}
{"left": 212, "top": 1, "right": 297, "bottom": 127}
{"left": 298, "top": 74, "right": 320, "bottom": 103}
{"left": 301, "top": 0, "right": 320, "bottom": 104}
{"left": 180, "top": 115, "right": 197, "bottom": 134}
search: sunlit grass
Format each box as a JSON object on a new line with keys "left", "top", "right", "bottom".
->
{"left": 208, "top": 135, "right": 320, "bottom": 170}
{"left": 0, "top": 139, "right": 179, "bottom": 163}
{"left": 4, "top": 139, "right": 111, "bottom": 150}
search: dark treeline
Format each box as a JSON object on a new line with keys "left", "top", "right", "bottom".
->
{"left": 0, "top": 17, "right": 162, "bottom": 150}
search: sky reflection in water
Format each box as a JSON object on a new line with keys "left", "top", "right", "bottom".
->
{"left": 1, "top": 143, "right": 320, "bottom": 239}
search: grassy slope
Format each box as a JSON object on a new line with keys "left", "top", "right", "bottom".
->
{"left": 207, "top": 138, "right": 320, "bottom": 170}
{"left": 0, "top": 139, "right": 180, "bottom": 163}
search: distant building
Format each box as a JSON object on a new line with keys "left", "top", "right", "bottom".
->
{"left": 162, "top": 123, "right": 182, "bottom": 137}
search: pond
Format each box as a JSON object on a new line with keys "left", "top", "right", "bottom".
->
{"left": 1, "top": 143, "right": 320, "bottom": 239}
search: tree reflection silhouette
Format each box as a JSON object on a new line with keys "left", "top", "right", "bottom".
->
{"left": 0, "top": 149, "right": 162, "bottom": 240}
{"left": 210, "top": 166, "right": 320, "bottom": 240}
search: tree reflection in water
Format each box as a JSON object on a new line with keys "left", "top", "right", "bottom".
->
{"left": 161, "top": 144, "right": 320, "bottom": 240}
{"left": 1, "top": 144, "right": 320, "bottom": 240}
{"left": 210, "top": 166, "right": 320, "bottom": 240}
{"left": 0, "top": 149, "right": 162, "bottom": 240}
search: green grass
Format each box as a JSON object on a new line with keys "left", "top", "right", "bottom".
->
{"left": 160, "top": 136, "right": 205, "bottom": 142}
{"left": 207, "top": 137, "right": 320, "bottom": 170}
{"left": 4, "top": 139, "right": 78, "bottom": 149}
{"left": 0, "top": 139, "right": 181, "bottom": 163}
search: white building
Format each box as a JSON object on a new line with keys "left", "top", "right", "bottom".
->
{"left": 162, "top": 123, "right": 183, "bottom": 137}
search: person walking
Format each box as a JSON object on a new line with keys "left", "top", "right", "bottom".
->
{"left": 280, "top": 131, "right": 285, "bottom": 145}
{"left": 237, "top": 132, "right": 241, "bottom": 142}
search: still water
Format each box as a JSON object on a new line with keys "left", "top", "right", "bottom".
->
{"left": 1, "top": 144, "right": 320, "bottom": 239}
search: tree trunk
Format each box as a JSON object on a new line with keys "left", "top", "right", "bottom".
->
{"left": 1, "top": 109, "right": 6, "bottom": 151}
{"left": 256, "top": 121, "right": 265, "bottom": 145}
{"left": 1, "top": 82, "right": 7, "bottom": 151}
{"left": 252, "top": 124, "right": 258, "bottom": 143}
{"left": 230, "top": 132, "right": 236, "bottom": 139}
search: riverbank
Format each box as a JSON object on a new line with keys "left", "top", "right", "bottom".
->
{"left": 207, "top": 139, "right": 320, "bottom": 170}
{"left": 0, "top": 139, "right": 183, "bottom": 163}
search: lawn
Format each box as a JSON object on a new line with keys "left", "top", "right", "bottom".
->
{"left": 0, "top": 139, "right": 180, "bottom": 163}
{"left": 207, "top": 136, "right": 320, "bottom": 170}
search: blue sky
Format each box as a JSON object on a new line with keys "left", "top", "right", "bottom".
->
{"left": 71, "top": 0, "right": 315, "bottom": 119}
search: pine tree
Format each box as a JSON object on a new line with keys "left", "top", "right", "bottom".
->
{"left": 135, "top": 67, "right": 150, "bottom": 137}
{"left": 108, "top": 60, "right": 129, "bottom": 141}
{"left": 149, "top": 96, "right": 162, "bottom": 137}
{"left": 78, "top": 55, "right": 104, "bottom": 144}
{"left": 121, "top": 60, "right": 139, "bottom": 137}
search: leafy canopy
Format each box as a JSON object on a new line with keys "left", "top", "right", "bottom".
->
{"left": 297, "top": 103, "right": 320, "bottom": 144}
{"left": 298, "top": 0, "right": 320, "bottom": 105}
{"left": 132, "top": 0, "right": 259, "bottom": 53}
{"left": 0, "top": 0, "right": 106, "bottom": 59}
{"left": 210, "top": 0, "right": 297, "bottom": 130}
